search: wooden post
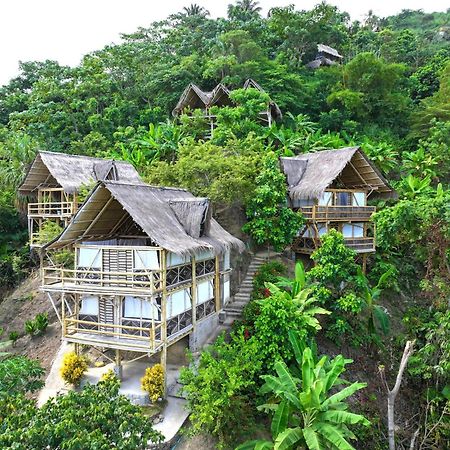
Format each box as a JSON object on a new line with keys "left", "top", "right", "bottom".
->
{"left": 160, "top": 250, "right": 168, "bottom": 398}
{"left": 362, "top": 254, "right": 367, "bottom": 275}
{"left": 61, "top": 292, "right": 66, "bottom": 338}
{"left": 214, "top": 255, "right": 221, "bottom": 313}
{"left": 115, "top": 349, "right": 122, "bottom": 380}
{"left": 192, "top": 256, "right": 197, "bottom": 327}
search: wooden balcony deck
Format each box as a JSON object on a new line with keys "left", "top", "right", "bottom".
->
{"left": 292, "top": 236, "right": 375, "bottom": 254}
{"left": 28, "top": 201, "right": 74, "bottom": 218}
{"left": 42, "top": 267, "right": 161, "bottom": 295}
{"left": 298, "top": 205, "right": 376, "bottom": 222}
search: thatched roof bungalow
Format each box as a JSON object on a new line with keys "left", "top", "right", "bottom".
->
{"left": 172, "top": 78, "right": 282, "bottom": 123}
{"left": 280, "top": 147, "right": 392, "bottom": 201}
{"left": 40, "top": 181, "right": 245, "bottom": 381}
{"left": 280, "top": 147, "right": 394, "bottom": 259}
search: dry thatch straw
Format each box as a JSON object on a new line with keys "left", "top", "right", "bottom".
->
{"left": 47, "top": 181, "right": 244, "bottom": 257}
{"left": 19, "top": 151, "right": 142, "bottom": 195}
{"left": 280, "top": 147, "right": 393, "bottom": 200}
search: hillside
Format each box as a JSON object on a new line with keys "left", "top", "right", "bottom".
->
{"left": 0, "top": 2, "right": 449, "bottom": 449}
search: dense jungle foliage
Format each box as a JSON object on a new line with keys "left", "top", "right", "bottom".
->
{"left": 0, "top": 1, "right": 449, "bottom": 449}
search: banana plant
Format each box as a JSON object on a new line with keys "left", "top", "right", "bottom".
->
{"left": 237, "top": 332, "right": 370, "bottom": 450}
{"left": 356, "top": 268, "right": 393, "bottom": 337}
{"left": 267, "top": 262, "right": 330, "bottom": 331}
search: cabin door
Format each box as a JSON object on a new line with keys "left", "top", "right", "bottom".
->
{"left": 99, "top": 296, "right": 115, "bottom": 333}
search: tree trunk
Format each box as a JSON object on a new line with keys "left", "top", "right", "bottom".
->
{"left": 385, "top": 341, "right": 415, "bottom": 450}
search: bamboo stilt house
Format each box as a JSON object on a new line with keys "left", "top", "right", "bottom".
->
{"left": 18, "top": 151, "right": 141, "bottom": 246}
{"left": 280, "top": 147, "right": 394, "bottom": 263}
{"left": 172, "top": 78, "right": 282, "bottom": 136}
{"left": 307, "top": 44, "right": 343, "bottom": 69}
{"left": 40, "top": 180, "right": 244, "bottom": 387}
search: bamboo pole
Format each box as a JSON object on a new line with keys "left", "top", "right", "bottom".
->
{"left": 160, "top": 249, "right": 168, "bottom": 398}
{"left": 192, "top": 256, "right": 197, "bottom": 327}
{"left": 214, "top": 255, "right": 221, "bottom": 312}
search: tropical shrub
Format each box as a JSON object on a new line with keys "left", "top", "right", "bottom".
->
{"left": 141, "top": 363, "right": 164, "bottom": 403}
{"left": 8, "top": 331, "right": 19, "bottom": 346}
{"left": 243, "top": 152, "right": 304, "bottom": 251}
{"left": 180, "top": 332, "right": 262, "bottom": 447}
{"left": 238, "top": 333, "right": 370, "bottom": 450}
{"left": 252, "top": 260, "right": 287, "bottom": 300}
{"left": 0, "top": 356, "right": 44, "bottom": 401}
{"left": 24, "top": 313, "right": 48, "bottom": 337}
{"left": 60, "top": 352, "right": 88, "bottom": 386}
{"left": 34, "top": 220, "right": 64, "bottom": 245}
{"left": 0, "top": 375, "right": 164, "bottom": 449}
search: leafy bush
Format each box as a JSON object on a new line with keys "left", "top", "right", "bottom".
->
{"left": 238, "top": 332, "right": 370, "bottom": 450}
{"left": 141, "top": 364, "right": 164, "bottom": 403}
{"left": 0, "top": 356, "right": 44, "bottom": 400}
{"left": 252, "top": 260, "right": 287, "bottom": 300}
{"left": 8, "top": 331, "right": 19, "bottom": 346}
{"left": 100, "top": 369, "right": 118, "bottom": 384}
{"left": 34, "top": 220, "right": 64, "bottom": 245}
{"left": 0, "top": 375, "right": 163, "bottom": 449}
{"left": 24, "top": 313, "right": 48, "bottom": 337}
{"left": 180, "top": 332, "right": 262, "bottom": 447}
{"left": 60, "top": 352, "right": 88, "bottom": 386}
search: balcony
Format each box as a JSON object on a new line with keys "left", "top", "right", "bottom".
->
{"left": 292, "top": 236, "right": 375, "bottom": 254}
{"left": 42, "top": 266, "right": 162, "bottom": 295}
{"left": 299, "top": 205, "right": 376, "bottom": 222}
{"left": 28, "top": 202, "right": 74, "bottom": 218}
{"left": 63, "top": 314, "right": 164, "bottom": 352}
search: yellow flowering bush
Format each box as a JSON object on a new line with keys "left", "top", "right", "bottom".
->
{"left": 60, "top": 352, "right": 88, "bottom": 386}
{"left": 141, "top": 364, "right": 164, "bottom": 403}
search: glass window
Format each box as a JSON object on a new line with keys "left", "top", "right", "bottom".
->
{"left": 354, "top": 223, "right": 364, "bottom": 237}
{"left": 342, "top": 223, "right": 353, "bottom": 237}
{"left": 318, "top": 224, "right": 328, "bottom": 236}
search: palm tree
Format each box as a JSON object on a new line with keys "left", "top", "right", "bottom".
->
{"left": 237, "top": 332, "right": 370, "bottom": 449}
{"left": 228, "top": 0, "right": 262, "bottom": 20}
{"left": 182, "top": 4, "right": 209, "bottom": 17}
{"left": 236, "top": 0, "right": 261, "bottom": 13}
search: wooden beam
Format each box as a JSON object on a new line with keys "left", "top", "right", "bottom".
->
{"left": 80, "top": 196, "right": 115, "bottom": 239}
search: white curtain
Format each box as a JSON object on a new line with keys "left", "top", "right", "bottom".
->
{"left": 167, "top": 252, "right": 190, "bottom": 267}
{"left": 123, "top": 296, "right": 158, "bottom": 319}
{"left": 167, "top": 289, "right": 191, "bottom": 318}
{"left": 134, "top": 250, "right": 159, "bottom": 270}
{"left": 223, "top": 250, "right": 231, "bottom": 270}
{"left": 352, "top": 192, "right": 366, "bottom": 206}
{"left": 196, "top": 249, "right": 214, "bottom": 261}
{"left": 318, "top": 224, "right": 328, "bottom": 236}
{"left": 318, "top": 192, "right": 332, "bottom": 206}
{"left": 353, "top": 223, "right": 364, "bottom": 237}
{"left": 342, "top": 223, "right": 353, "bottom": 237}
{"left": 197, "top": 280, "right": 214, "bottom": 304}
{"left": 78, "top": 247, "right": 101, "bottom": 268}
{"left": 80, "top": 296, "right": 98, "bottom": 315}
{"left": 223, "top": 280, "right": 230, "bottom": 302}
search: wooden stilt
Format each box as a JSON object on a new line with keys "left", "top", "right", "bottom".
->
{"left": 161, "top": 250, "right": 168, "bottom": 398}
{"left": 115, "top": 349, "right": 122, "bottom": 379}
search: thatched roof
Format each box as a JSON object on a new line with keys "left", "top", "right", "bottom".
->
{"left": 317, "top": 44, "right": 343, "bottom": 59}
{"left": 172, "top": 78, "right": 282, "bottom": 120}
{"left": 280, "top": 147, "right": 393, "bottom": 200}
{"left": 46, "top": 181, "right": 244, "bottom": 256}
{"left": 169, "top": 198, "right": 211, "bottom": 239}
{"left": 19, "top": 151, "right": 142, "bottom": 195}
